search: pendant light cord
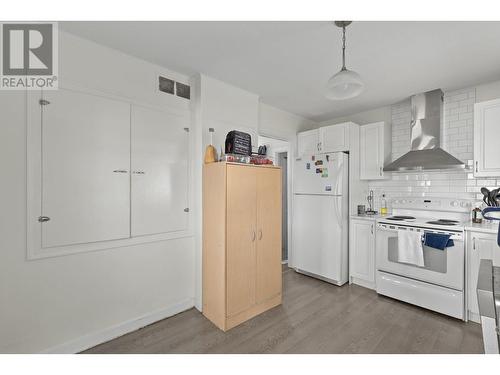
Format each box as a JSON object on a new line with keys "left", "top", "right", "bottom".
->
{"left": 341, "top": 24, "right": 346, "bottom": 71}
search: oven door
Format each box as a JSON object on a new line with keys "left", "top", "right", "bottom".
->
{"left": 376, "top": 223, "right": 464, "bottom": 290}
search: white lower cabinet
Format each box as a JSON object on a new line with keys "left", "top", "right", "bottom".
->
{"left": 467, "top": 230, "right": 500, "bottom": 322}
{"left": 349, "top": 218, "right": 376, "bottom": 289}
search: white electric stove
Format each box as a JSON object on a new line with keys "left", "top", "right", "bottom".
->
{"left": 375, "top": 197, "right": 472, "bottom": 320}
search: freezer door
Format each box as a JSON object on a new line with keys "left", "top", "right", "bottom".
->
{"left": 294, "top": 152, "right": 347, "bottom": 195}
{"left": 293, "top": 195, "right": 344, "bottom": 282}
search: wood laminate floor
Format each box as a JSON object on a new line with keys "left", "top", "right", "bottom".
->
{"left": 83, "top": 267, "right": 484, "bottom": 354}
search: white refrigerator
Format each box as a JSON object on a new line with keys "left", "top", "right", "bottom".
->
{"left": 292, "top": 152, "right": 349, "bottom": 286}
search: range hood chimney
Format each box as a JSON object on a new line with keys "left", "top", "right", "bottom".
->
{"left": 383, "top": 89, "right": 466, "bottom": 172}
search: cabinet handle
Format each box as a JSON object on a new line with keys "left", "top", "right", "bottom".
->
{"left": 251, "top": 230, "right": 256, "bottom": 242}
{"left": 113, "top": 169, "right": 128, "bottom": 173}
{"left": 132, "top": 171, "right": 145, "bottom": 175}
{"left": 319, "top": 142, "right": 322, "bottom": 151}
{"left": 379, "top": 166, "right": 383, "bottom": 176}
{"left": 258, "top": 229, "right": 263, "bottom": 240}
{"left": 475, "top": 161, "right": 478, "bottom": 173}
{"left": 371, "top": 224, "right": 374, "bottom": 234}
{"left": 473, "top": 237, "right": 476, "bottom": 250}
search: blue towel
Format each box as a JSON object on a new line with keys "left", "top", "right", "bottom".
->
{"left": 423, "top": 233, "right": 454, "bottom": 250}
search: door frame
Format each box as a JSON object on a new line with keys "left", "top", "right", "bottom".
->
{"left": 257, "top": 134, "right": 293, "bottom": 267}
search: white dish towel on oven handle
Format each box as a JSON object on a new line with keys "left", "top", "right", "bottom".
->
{"left": 397, "top": 230, "right": 424, "bottom": 267}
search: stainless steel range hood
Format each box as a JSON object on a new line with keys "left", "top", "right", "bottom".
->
{"left": 383, "top": 89, "right": 465, "bottom": 172}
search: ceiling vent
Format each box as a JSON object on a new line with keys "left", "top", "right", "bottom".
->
{"left": 158, "top": 76, "right": 190, "bottom": 100}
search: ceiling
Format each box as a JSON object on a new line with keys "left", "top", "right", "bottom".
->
{"left": 60, "top": 21, "right": 500, "bottom": 122}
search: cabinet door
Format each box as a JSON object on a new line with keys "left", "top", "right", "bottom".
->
{"left": 349, "top": 220, "right": 375, "bottom": 283}
{"left": 360, "top": 122, "right": 384, "bottom": 180}
{"left": 256, "top": 167, "right": 282, "bottom": 304}
{"left": 131, "top": 105, "right": 190, "bottom": 237}
{"left": 468, "top": 233, "right": 500, "bottom": 317}
{"left": 297, "top": 129, "right": 319, "bottom": 156}
{"left": 41, "top": 88, "right": 131, "bottom": 248}
{"left": 226, "top": 165, "right": 257, "bottom": 316}
{"left": 474, "top": 99, "right": 500, "bottom": 177}
{"left": 319, "top": 123, "right": 349, "bottom": 153}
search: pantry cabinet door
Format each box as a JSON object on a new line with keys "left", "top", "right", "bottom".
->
{"left": 255, "top": 167, "right": 282, "bottom": 304}
{"left": 467, "top": 233, "right": 500, "bottom": 319}
{"left": 360, "top": 122, "right": 385, "bottom": 180}
{"left": 349, "top": 219, "right": 375, "bottom": 283}
{"left": 226, "top": 165, "right": 257, "bottom": 316}
{"left": 41, "top": 88, "right": 131, "bottom": 248}
{"left": 131, "top": 104, "right": 190, "bottom": 237}
{"left": 474, "top": 99, "right": 500, "bottom": 177}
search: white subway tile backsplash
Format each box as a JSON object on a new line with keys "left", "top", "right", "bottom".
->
{"left": 366, "top": 86, "right": 488, "bottom": 210}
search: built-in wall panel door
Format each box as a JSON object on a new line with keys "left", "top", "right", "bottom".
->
{"left": 131, "top": 104, "right": 190, "bottom": 237}
{"left": 226, "top": 165, "right": 257, "bottom": 317}
{"left": 255, "top": 167, "right": 282, "bottom": 304}
{"left": 41, "top": 89, "right": 131, "bottom": 248}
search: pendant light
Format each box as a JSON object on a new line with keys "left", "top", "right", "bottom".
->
{"left": 325, "top": 21, "right": 364, "bottom": 100}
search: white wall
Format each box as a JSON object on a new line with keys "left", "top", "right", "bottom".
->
{"left": 0, "top": 32, "right": 196, "bottom": 353}
{"left": 317, "top": 105, "right": 392, "bottom": 128}
{"left": 259, "top": 102, "right": 316, "bottom": 144}
{"left": 198, "top": 75, "right": 260, "bottom": 156}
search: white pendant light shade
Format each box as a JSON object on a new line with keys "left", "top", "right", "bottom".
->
{"left": 325, "top": 21, "right": 364, "bottom": 100}
{"left": 325, "top": 68, "right": 364, "bottom": 100}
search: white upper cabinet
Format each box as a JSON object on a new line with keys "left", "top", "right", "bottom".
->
{"left": 131, "top": 104, "right": 190, "bottom": 237}
{"left": 40, "top": 88, "right": 131, "bottom": 248}
{"left": 297, "top": 123, "right": 352, "bottom": 156}
{"left": 474, "top": 99, "right": 500, "bottom": 177}
{"left": 319, "top": 123, "right": 349, "bottom": 153}
{"left": 297, "top": 129, "right": 319, "bottom": 156}
{"left": 360, "top": 122, "right": 388, "bottom": 180}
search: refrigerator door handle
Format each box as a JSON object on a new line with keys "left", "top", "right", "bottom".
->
{"left": 332, "top": 196, "right": 343, "bottom": 229}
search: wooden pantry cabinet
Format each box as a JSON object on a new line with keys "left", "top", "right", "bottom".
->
{"left": 203, "top": 162, "right": 282, "bottom": 331}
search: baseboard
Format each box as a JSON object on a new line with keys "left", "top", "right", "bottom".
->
{"left": 468, "top": 311, "right": 481, "bottom": 324}
{"left": 350, "top": 277, "right": 376, "bottom": 290}
{"left": 41, "top": 298, "right": 194, "bottom": 354}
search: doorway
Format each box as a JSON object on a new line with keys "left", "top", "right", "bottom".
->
{"left": 258, "top": 135, "right": 291, "bottom": 265}
{"left": 277, "top": 152, "right": 288, "bottom": 262}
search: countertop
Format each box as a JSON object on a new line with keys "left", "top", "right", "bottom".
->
{"left": 350, "top": 216, "right": 499, "bottom": 234}
{"left": 350, "top": 213, "right": 392, "bottom": 221}
{"left": 464, "top": 220, "right": 500, "bottom": 235}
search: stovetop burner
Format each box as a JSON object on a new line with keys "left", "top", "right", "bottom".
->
{"left": 386, "top": 215, "right": 416, "bottom": 221}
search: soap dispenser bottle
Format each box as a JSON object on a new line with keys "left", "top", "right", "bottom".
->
{"left": 380, "top": 194, "right": 388, "bottom": 215}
